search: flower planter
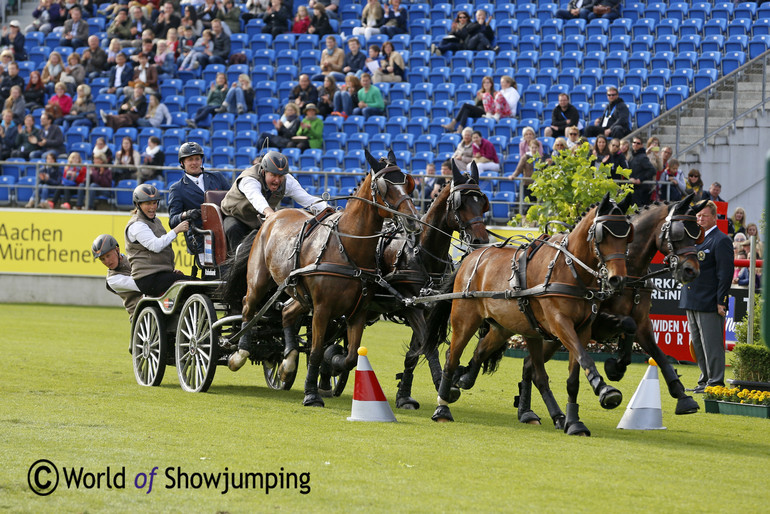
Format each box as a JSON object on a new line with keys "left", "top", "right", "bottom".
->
{"left": 727, "top": 379, "right": 770, "bottom": 392}
{"left": 703, "top": 399, "right": 770, "bottom": 419}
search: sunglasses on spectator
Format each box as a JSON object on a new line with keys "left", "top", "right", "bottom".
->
{"left": 607, "top": 92, "right": 618, "bottom": 97}
{"left": 458, "top": 15, "right": 468, "bottom": 18}
{"left": 632, "top": 140, "right": 642, "bottom": 145}
{"left": 689, "top": 173, "right": 700, "bottom": 177}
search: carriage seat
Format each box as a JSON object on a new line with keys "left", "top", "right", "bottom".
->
{"left": 201, "top": 190, "right": 229, "bottom": 265}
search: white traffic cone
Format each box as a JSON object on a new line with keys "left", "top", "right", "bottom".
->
{"left": 617, "top": 358, "right": 666, "bottom": 430}
{"left": 348, "top": 347, "right": 396, "bottom": 422}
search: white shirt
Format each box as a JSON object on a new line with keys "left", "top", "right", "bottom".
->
{"left": 500, "top": 86, "right": 520, "bottom": 116}
{"left": 107, "top": 273, "right": 140, "bottom": 293}
{"left": 185, "top": 172, "right": 205, "bottom": 192}
{"left": 239, "top": 174, "right": 328, "bottom": 215}
{"left": 126, "top": 221, "right": 178, "bottom": 253}
{"left": 113, "top": 63, "right": 126, "bottom": 88}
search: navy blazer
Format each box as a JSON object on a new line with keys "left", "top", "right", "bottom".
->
{"left": 108, "top": 63, "right": 134, "bottom": 90}
{"left": 679, "top": 226, "right": 734, "bottom": 312}
{"left": 168, "top": 170, "right": 232, "bottom": 255}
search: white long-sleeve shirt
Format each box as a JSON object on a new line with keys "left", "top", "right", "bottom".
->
{"left": 107, "top": 273, "right": 140, "bottom": 293}
{"left": 239, "top": 174, "right": 328, "bottom": 215}
{"left": 126, "top": 221, "right": 178, "bottom": 253}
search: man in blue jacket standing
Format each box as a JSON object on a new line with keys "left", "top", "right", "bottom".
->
{"left": 679, "top": 201, "right": 734, "bottom": 393}
{"left": 168, "top": 141, "right": 231, "bottom": 274}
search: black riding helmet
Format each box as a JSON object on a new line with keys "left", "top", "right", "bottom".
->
{"left": 178, "top": 141, "right": 205, "bottom": 170}
{"left": 92, "top": 234, "right": 118, "bottom": 258}
{"left": 260, "top": 150, "right": 289, "bottom": 176}
{"left": 133, "top": 183, "right": 162, "bottom": 209}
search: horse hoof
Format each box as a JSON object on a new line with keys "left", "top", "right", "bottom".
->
{"left": 675, "top": 396, "right": 700, "bottom": 415}
{"left": 456, "top": 374, "right": 476, "bottom": 390}
{"left": 599, "top": 386, "right": 623, "bottom": 409}
{"left": 302, "top": 394, "right": 325, "bottom": 407}
{"left": 279, "top": 351, "right": 298, "bottom": 382}
{"left": 518, "top": 410, "right": 541, "bottom": 425}
{"left": 553, "top": 415, "right": 566, "bottom": 431}
{"left": 604, "top": 358, "right": 627, "bottom": 382}
{"left": 565, "top": 420, "right": 591, "bottom": 436}
{"left": 396, "top": 396, "right": 420, "bottom": 410}
{"left": 227, "top": 349, "right": 249, "bottom": 371}
{"left": 318, "top": 388, "right": 333, "bottom": 398}
{"left": 447, "top": 387, "right": 461, "bottom": 404}
{"left": 431, "top": 405, "right": 454, "bottom": 422}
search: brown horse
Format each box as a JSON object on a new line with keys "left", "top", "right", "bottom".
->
{"left": 422, "top": 193, "right": 634, "bottom": 428}
{"left": 231, "top": 150, "right": 420, "bottom": 406}
{"left": 372, "top": 161, "right": 490, "bottom": 409}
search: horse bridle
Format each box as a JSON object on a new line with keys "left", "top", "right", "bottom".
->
{"left": 660, "top": 211, "right": 703, "bottom": 270}
{"left": 447, "top": 182, "right": 488, "bottom": 244}
{"left": 587, "top": 214, "right": 634, "bottom": 273}
{"left": 371, "top": 166, "right": 414, "bottom": 210}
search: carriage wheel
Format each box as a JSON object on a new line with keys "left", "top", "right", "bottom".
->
{"left": 132, "top": 306, "right": 167, "bottom": 387}
{"left": 263, "top": 358, "right": 298, "bottom": 390}
{"left": 175, "top": 294, "right": 219, "bottom": 393}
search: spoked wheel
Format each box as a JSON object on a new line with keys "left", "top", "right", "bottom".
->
{"left": 176, "top": 294, "right": 219, "bottom": 393}
{"left": 132, "top": 306, "right": 167, "bottom": 387}
{"left": 263, "top": 357, "right": 298, "bottom": 390}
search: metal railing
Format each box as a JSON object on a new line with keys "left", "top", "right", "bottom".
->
{"left": 629, "top": 49, "right": 770, "bottom": 157}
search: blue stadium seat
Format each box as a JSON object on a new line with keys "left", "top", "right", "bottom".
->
{"left": 749, "top": 35, "right": 770, "bottom": 59}
{"left": 680, "top": 19, "right": 704, "bottom": 37}
{"left": 665, "top": 85, "right": 689, "bottom": 110}
{"left": 689, "top": 2, "right": 711, "bottom": 21}
{"left": 385, "top": 116, "right": 407, "bottom": 137}
{"left": 641, "top": 85, "right": 665, "bottom": 104}
{"left": 678, "top": 34, "right": 702, "bottom": 54}
{"left": 609, "top": 35, "right": 630, "bottom": 52}
{"left": 671, "top": 69, "right": 694, "bottom": 88}
{"left": 722, "top": 51, "right": 747, "bottom": 75}
{"left": 694, "top": 68, "right": 719, "bottom": 93}
{"left": 345, "top": 133, "right": 369, "bottom": 152}
{"left": 364, "top": 116, "right": 386, "bottom": 138}
{"left": 625, "top": 68, "right": 648, "bottom": 88}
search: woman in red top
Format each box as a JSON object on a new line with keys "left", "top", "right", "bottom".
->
{"left": 47, "top": 81, "right": 73, "bottom": 119}
{"left": 470, "top": 130, "right": 499, "bottom": 173}
{"left": 292, "top": 5, "right": 311, "bottom": 33}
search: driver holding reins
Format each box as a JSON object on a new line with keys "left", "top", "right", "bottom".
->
{"left": 220, "top": 150, "right": 328, "bottom": 253}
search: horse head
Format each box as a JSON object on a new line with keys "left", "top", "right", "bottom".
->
{"left": 585, "top": 192, "right": 634, "bottom": 293}
{"left": 365, "top": 149, "right": 421, "bottom": 234}
{"left": 445, "top": 160, "right": 490, "bottom": 247}
{"left": 658, "top": 192, "right": 707, "bottom": 283}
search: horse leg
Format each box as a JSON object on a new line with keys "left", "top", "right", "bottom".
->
{"left": 635, "top": 321, "right": 699, "bottom": 415}
{"left": 228, "top": 262, "right": 274, "bottom": 372}
{"left": 563, "top": 355, "right": 591, "bottom": 436}
{"left": 604, "top": 315, "right": 637, "bottom": 381}
{"left": 525, "top": 338, "right": 567, "bottom": 429}
{"left": 302, "top": 307, "right": 330, "bottom": 407}
{"left": 396, "top": 308, "right": 425, "bottom": 410}
{"left": 278, "top": 299, "right": 307, "bottom": 383}
{"left": 329, "top": 310, "right": 367, "bottom": 375}
{"left": 432, "top": 306, "right": 481, "bottom": 422}
{"left": 456, "top": 323, "right": 506, "bottom": 390}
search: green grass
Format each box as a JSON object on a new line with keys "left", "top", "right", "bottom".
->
{"left": 1, "top": 304, "right": 769, "bottom": 512}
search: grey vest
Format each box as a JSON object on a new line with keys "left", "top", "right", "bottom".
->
{"left": 221, "top": 165, "right": 287, "bottom": 229}
{"left": 106, "top": 254, "right": 142, "bottom": 322}
{"left": 125, "top": 213, "right": 175, "bottom": 280}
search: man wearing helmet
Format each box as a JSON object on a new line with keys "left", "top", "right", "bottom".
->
{"left": 220, "top": 150, "right": 328, "bottom": 252}
{"left": 92, "top": 234, "right": 142, "bottom": 321}
{"left": 125, "top": 183, "right": 195, "bottom": 297}
{"left": 168, "top": 141, "right": 231, "bottom": 267}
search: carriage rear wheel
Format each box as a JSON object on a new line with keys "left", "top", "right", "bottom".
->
{"left": 132, "top": 306, "right": 167, "bottom": 387}
{"left": 175, "top": 294, "right": 219, "bottom": 393}
{"left": 263, "top": 358, "right": 298, "bottom": 390}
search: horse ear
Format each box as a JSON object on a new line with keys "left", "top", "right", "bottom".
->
{"left": 470, "top": 160, "right": 480, "bottom": 183}
{"left": 387, "top": 149, "right": 397, "bottom": 166}
{"left": 677, "top": 192, "right": 695, "bottom": 213}
{"left": 691, "top": 198, "right": 709, "bottom": 215}
{"left": 598, "top": 192, "right": 611, "bottom": 214}
{"left": 617, "top": 193, "right": 633, "bottom": 214}
{"left": 365, "top": 149, "right": 380, "bottom": 172}
{"left": 451, "top": 159, "right": 464, "bottom": 184}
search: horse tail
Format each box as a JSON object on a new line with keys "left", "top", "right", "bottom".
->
{"left": 218, "top": 229, "right": 259, "bottom": 307}
{"left": 420, "top": 267, "right": 459, "bottom": 357}
{"left": 480, "top": 340, "right": 506, "bottom": 375}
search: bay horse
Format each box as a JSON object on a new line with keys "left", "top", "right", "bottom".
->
{"left": 369, "top": 160, "right": 490, "bottom": 409}
{"left": 422, "top": 193, "right": 634, "bottom": 428}
{"left": 226, "top": 150, "right": 420, "bottom": 407}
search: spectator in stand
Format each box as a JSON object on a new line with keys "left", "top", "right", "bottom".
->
{"left": 26, "top": 0, "right": 64, "bottom": 35}
{"left": 442, "top": 76, "right": 495, "bottom": 133}
{"left": 197, "top": 0, "right": 220, "bottom": 31}
{"left": 242, "top": 0, "right": 270, "bottom": 23}
{"left": 428, "top": 160, "right": 452, "bottom": 200}
{"left": 292, "top": 5, "right": 311, "bottom": 34}
{"left": 546, "top": 137, "right": 568, "bottom": 166}
{"left": 41, "top": 51, "right": 64, "bottom": 95}
{"left": 181, "top": 6, "right": 204, "bottom": 37}
{"left": 1, "top": 21, "right": 27, "bottom": 61}
{"left": 565, "top": 126, "right": 582, "bottom": 151}
{"left": 198, "top": 18, "right": 230, "bottom": 67}
{"left": 113, "top": 135, "right": 141, "bottom": 182}
{"left": 288, "top": 73, "right": 318, "bottom": 112}
{"left": 217, "top": 0, "right": 242, "bottom": 35}
{"left": 471, "top": 130, "right": 499, "bottom": 173}
{"left": 286, "top": 103, "right": 323, "bottom": 151}
{"left": 137, "top": 93, "right": 172, "bottom": 128}
{"left": 257, "top": 101, "right": 300, "bottom": 150}
{"left": 12, "top": 114, "right": 40, "bottom": 160}
{"left": 128, "top": 6, "right": 151, "bottom": 47}
{"left": 619, "top": 138, "right": 631, "bottom": 160}
{"left": 361, "top": 43, "right": 380, "bottom": 78}
{"left": 491, "top": 75, "right": 520, "bottom": 119}
{"left": 61, "top": 52, "right": 85, "bottom": 95}
{"left": 82, "top": 35, "right": 109, "bottom": 79}
{"left": 46, "top": 82, "right": 72, "bottom": 120}
{"left": 317, "top": 75, "right": 337, "bottom": 117}
{"left": 101, "top": 83, "right": 148, "bottom": 129}
{"left": 153, "top": 2, "right": 181, "bottom": 39}
{"left": 628, "top": 137, "right": 655, "bottom": 206}
{"left": 105, "top": 38, "right": 123, "bottom": 68}
{"left": 312, "top": 35, "right": 344, "bottom": 82}
{"left": 0, "top": 108, "right": 17, "bottom": 159}
{"left": 178, "top": 28, "right": 213, "bottom": 71}
{"left": 606, "top": 138, "right": 628, "bottom": 180}
{"left": 101, "top": 52, "right": 133, "bottom": 95}
{"left": 685, "top": 168, "right": 704, "bottom": 200}
{"left": 186, "top": 71, "right": 228, "bottom": 128}
{"left": 261, "top": 0, "right": 289, "bottom": 37}
{"left": 92, "top": 136, "right": 113, "bottom": 164}
{"left": 80, "top": 154, "right": 113, "bottom": 210}
{"left": 660, "top": 145, "right": 673, "bottom": 173}
{"left": 544, "top": 93, "right": 581, "bottom": 138}
{"left": 59, "top": 83, "right": 96, "bottom": 132}
{"left": 592, "top": 134, "right": 611, "bottom": 166}
{"left": 465, "top": 9, "right": 494, "bottom": 51}
{"left": 129, "top": 38, "right": 157, "bottom": 65}
{"left": 556, "top": 0, "right": 594, "bottom": 21}
{"left": 352, "top": 72, "right": 384, "bottom": 118}
{"left": 107, "top": 8, "right": 133, "bottom": 44}
{"left": 744, "top": 223, "right": 764, "bottom": 258}
{"left": 372, "top": 40, "right": 404, "bottom": 83}
{"left": 452, "top": 127, "right": 474, "bottom": 171}
{"left": 586, "top": 0, "right": 621, "bottom": 21}
{"left": 0, "top": 61, "right": 25, "bottom": 105}
{"left": 138, "top": 135, "right": 165, "bottom": 183}
{"left": 52, "top": 151, "right": 87, "bottom": 209}
{"left": 126, "top": 52, "right": 158, "bottom": 97}
{"left": 154, "top": 40, "right": 176, "bottom": 79}
{"left": 655, "top": 158, "right": 685, "bottom": 202}
{"left": 309, "top": 0, "right": 339, "bottom": 19}
{"left": 0, "top": 49, "right": 12, "bottom": 76}
{"left": 176, "top": 26, "right": 196, "bottom": 65}
{"left": 24, "top": 71, "right": 45, "bottom": 111}
{"left": 59, "top": 5, "right": 89, "bottom": 48}
{"left": 353, "top": 0, "right": 384, "bottom": 39}
{"left": 702, "top": 182, "right": 725, "bottom": 203}
{"left": 512, "top": 138, "right": 542, "bottom": 195}
{"left": 585, "top": 86, "right": 630, "bottom": 139}
{"left": 30, "top": 152, "right": 61, "bottom": 208}
{"left": 518, "top": 126, "right": 544, "bottom": 160}
{"left": 730, "top": 207, "right": 747, "bottom": 238}
{"left": 165, "top": 27, "right": 181, "bottom": 58}
{"left": 433, "top": 11, "right": 471, "bottom": 56}
{"left": 219, "top": 73, "right": 254, "bottom": 114}
{"left": 307, "top": 3, "right": 333, "bottom": 37}
{"left": 333, "top": 74, "right": 360, "bottom": 117}
{"left": 645, "top": 135, "right": 663, "bottom": 172}
{"left": 332, "top": 37, "right": 365, "bottom": 81}
{"left": 379, "top": 0, "right": 407, "bottom": 37}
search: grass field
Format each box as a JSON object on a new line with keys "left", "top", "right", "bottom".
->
{"left": 1, "top": 303, "right": 769, "bottom": 512}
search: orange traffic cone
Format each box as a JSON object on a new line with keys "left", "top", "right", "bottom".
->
{"left": 617, "top": 358, "right": 666, "bottom": 430}
{"left": 347, "top": 347, "right": 397, "bottom": 422}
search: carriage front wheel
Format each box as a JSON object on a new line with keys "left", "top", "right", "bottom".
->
{"left": 175, "top": 294, "right": 219, "bottom": 393}
{"left": 263, "top": 358, "right": 298, "bottom": 390}
{"left": 132, "top": 306, "right": 168, "bottom": 387}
